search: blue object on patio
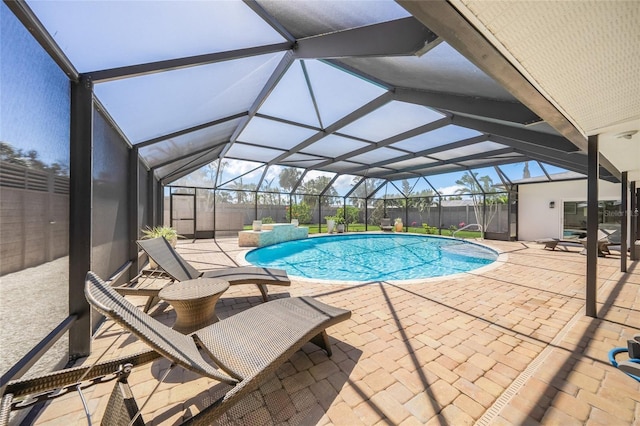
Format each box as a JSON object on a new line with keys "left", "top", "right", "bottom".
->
{"left": 608, "top": 334, "right": 640, "bottom": 382}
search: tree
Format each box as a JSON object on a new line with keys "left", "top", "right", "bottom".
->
{"left": 455, "top": 172, "right": 506, "bottom": 231}
{"left": 278, "top": 168, "right": 302, "bottom": 193}
{"left": 215, "top": 190, "right": 232, "bottom": 203}
{"left": 171, "top": 160, "right": 223, "bottom": 209}
{"left": 48, "top": 161, "right": 69, "bottom": 176}
{"left": 387, "top": 179, "right": 413, "bottom": 218}
{"left": 300, "top": 176, "right": 330, "bottom": 195}
{"left": 351, "top": 177, "right": 383, "bottom": 201}
{"left": 259, "top": 177, "right": 279, "bottom": 205}
{"left": 348, "top": 177, "right": 385, "bottom": 224}
{"left": 336, "top": 205, "right": 360, "bottom": 224}
{"left": 243, "top": 183, "right": 257, "bottom": 205}
{"left": 174, "top": 160, "right": 220, "bottom": 188}
{"left": 368, "top": 200, "right": 386, "bottom": 225}
{"left": 286, "top": 202, "right": 311, "bottom": 223}
{"left": 229, "top": 178, "right": 248, "bottom": 204}
{"left": 0, "top": 142, "right": 15, "bottom": 161}
{"left": 0, "top": 142, "right": 68, "bottom": 175}
{"left": 523, "top": 162, "right": 531, "bottom": 179}
{"left": 401, "top": 179, "right": 411, "bottom": 196}
{"left": 412, "top": 189, "right": 436, "bottom": 224}
{"left": 349, "top": 177, "right": 368, "bottom": 210}
{"left": 300, "top": 175, "right": 338, "bottom": 208}
{"left": 455, "top": 173, "right": 483, "bottom": 227}
{"left": 26, "top": 150, "right": 47, "bottom": 171}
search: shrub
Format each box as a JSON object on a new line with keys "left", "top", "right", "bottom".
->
{"left": 336, "top": 206, "right": 359, "bottom": 224}
{"left": 422, "top": 223, "right": 438, "bottom": 234}
{"left": 286, "top": 203, "right": 311, "bottom": 224}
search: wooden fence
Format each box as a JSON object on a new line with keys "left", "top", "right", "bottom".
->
{"left": 0, "top": 161, "right": 69, "bottom": 275}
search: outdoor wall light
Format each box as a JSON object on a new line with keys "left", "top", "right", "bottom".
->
{"left": 615, "top": 130, "right": 638, "bottom": 140}
{"left": 549, "top": 201, "right": 555, "bottom": 209}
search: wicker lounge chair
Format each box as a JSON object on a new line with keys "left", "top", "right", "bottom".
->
{"left": 85, "top": 271, "right": 351, "bottom": 424}
{"left": 116, "top": 237, "right": 290, "bottom": 310}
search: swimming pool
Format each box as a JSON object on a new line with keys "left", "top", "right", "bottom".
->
{"left": 245, "top": 234, "right": 498, "bottom": 282}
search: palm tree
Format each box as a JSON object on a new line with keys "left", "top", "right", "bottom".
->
{"left": 349, "top": 177, "right": 368, "bottom": 210}
{"left": 259, "top": 177, "right": 278, "bottom": 205}
{"left": 229, "top": 178, "right": 247, "bottom": 204}
{"left": 455, "top": 172, "right": 505, "bottom": 230}
{"left": 348, "top": 177, "right": 385, "bottom": 224}
{"left": 413, "top": 189, "right": 436, "bottom": 225}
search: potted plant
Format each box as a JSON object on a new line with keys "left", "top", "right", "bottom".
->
{"left": 141, "top": 226, "right": 182, "bottom": 248}
{"left": 335, "top": 216, "right": 346, "bottom": 233}
{"left": 325, "top": 216, "right": 336, "bottom": 234}
{"left": 394, "top": 217, "right": 403, "bottom": 232}
{"left": 141, "top": 226, "right": 183, "bottom": 269}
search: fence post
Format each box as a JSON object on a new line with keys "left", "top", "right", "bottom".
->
{"left": 482, "top": 193, "right": 487, "bottom": 239}
{"left": 438, "top": 197, "right": 442, "bottom": 235}
{"left": 318, "top": 196, "right": 322, "bottom": 233}
{"left": 46, "top": 170, "right": 54, "bottom": 262}
{"left": 365, "top": 198, "right": 369, "bottom": 231}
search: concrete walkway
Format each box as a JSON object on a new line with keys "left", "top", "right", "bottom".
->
{"left": 30, "top": 237, "right": 640, "bottom": 425}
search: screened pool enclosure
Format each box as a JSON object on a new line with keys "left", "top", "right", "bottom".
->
{"left": 0, "top": 0, "right": 627, "bottom": 391}
{"left": 167, "top": 161, "right": 561, "bottom": 239}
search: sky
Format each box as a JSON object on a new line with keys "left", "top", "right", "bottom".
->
{"left": 1, "top": 3, "right": 70, "bottom": 167}
{"left": 174, "top": 154, "right": 571, "bottom": 197}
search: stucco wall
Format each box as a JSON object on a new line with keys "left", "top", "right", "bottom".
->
{"left": 518, "top": 179, "right": 621, "bottom": 241}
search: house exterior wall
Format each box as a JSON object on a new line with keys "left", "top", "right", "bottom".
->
{"left": 518, "top": 179, "right": 621, "bottom": 241}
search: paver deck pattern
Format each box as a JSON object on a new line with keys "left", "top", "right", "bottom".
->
{"left": 28, "top": 237, "right": 640, "bottom": 425}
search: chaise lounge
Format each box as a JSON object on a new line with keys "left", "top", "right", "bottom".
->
{"left": 0, "top": 273, "right": 351, "bottom": 425}
{"left": 537, "top": 238, "right": 582, "bottom": 251}
{"left": 86, "top": 271, "right": 350, "bottom": 424}
{"left": 538, "top": 229, "right": 619, "bottom": 257}
{"left": 115, "top": 237, "right": 290, "bottom": 311}
{"left": 580, "top": 229, "right": 620, "bottom": 257}
{"left": 380, "top": 218, "right": 393, "bottom": 232}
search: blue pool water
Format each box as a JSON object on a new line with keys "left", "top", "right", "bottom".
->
{"left": 245, "top": 234, "right": 498, "bottom": 282}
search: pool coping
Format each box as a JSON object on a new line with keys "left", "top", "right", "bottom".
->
{"left": 236, "top": 231, "right": 509, "bottom": 286}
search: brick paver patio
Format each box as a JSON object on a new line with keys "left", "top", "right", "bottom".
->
{"left": 30, "top": 237, "right": 640, "bottom": 425}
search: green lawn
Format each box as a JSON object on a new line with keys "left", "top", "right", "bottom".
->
{"left": 243, "top": 223, "right": 482, "bottom": 239}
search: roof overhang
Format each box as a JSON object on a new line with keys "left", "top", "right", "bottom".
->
{"left": 398, "top": 0, "right": 639, "bottom": 184}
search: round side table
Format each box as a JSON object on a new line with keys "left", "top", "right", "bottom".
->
{"left": 159, "top": 278, "right": 229, "bottom": 334}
